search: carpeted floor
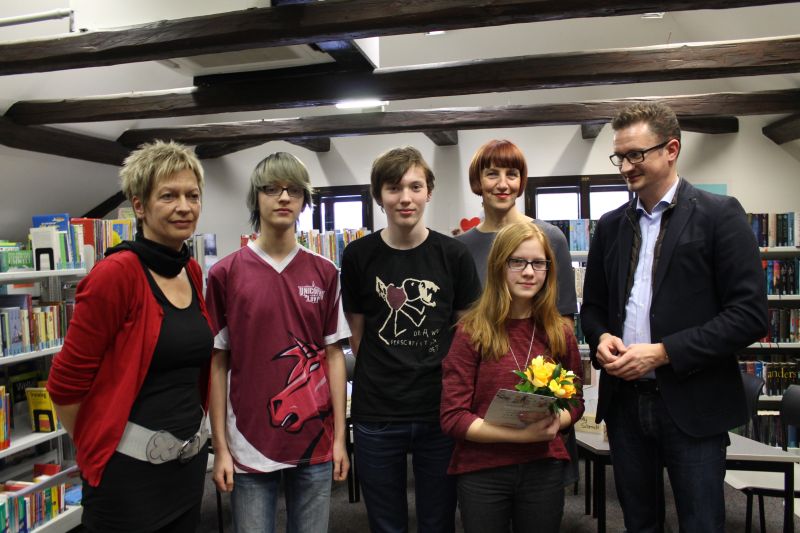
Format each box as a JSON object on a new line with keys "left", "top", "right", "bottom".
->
{"left": 193, "top": 461, "right": 794, "bottom": 533}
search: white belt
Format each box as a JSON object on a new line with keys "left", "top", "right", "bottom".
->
{"left": 116, "top": 417, "right": 209, "bottom": 464}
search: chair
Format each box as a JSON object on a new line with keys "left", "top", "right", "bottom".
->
{"left": 725, "top": 382, "right": 800, "bottom": 533}
{"left": 742, "top": 372, "right": 766, "bottom": 439}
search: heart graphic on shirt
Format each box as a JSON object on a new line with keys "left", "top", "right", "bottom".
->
{"left": 386, "top": 285, "right": 407, "bottom": 310}
{"left": 460, "top": 217, "right": 480, "bottom": 232}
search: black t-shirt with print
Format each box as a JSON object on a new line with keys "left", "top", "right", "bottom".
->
{"left": 341, "top": 230, "right": 481, "bottom": 422}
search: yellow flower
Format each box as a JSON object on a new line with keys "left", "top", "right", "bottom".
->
{"left": 524, "top": 356, "right": 558, "bottom": 388}
{"left": 561, "top": 382, "right": 576, "bottom": 398}
{"left": 549, "top": 379, "right": 568, "bottom": 398}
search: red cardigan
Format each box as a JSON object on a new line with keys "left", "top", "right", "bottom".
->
{"left": 47, "top": 251, "right": 212, "bottom": 487}
{"left": 440, "top": 320, "right": 584, "bottom": 475}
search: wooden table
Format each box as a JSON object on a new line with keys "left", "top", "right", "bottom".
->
{"left": 576, "top": 431, "right": 798, "bottom": 533}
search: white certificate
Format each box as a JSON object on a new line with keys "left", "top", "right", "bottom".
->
{"left": 483, "top": 389, "right": 557, "bottom": 428}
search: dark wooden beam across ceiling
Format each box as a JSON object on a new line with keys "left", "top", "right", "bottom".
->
{"left": 581, "top": 123, "right": 605, "bottom": 139}
{"left": 8, "top": 35, "right": 800, "bottom": 125}
{"left": 679, "top": 116, "right": 739, "bottom": 134}
{"left": 425, "top": 131, "right": 459, "bottom": 146}
{"left": 286, "top": 137, "right": 332, "bottom": 152}
{"left": 0, "top": 0, "right": 793, "bottom": 75}
{"left": 0, "top": 117, "right": 130, "bottom": 166}
{"left": 762, "top": 114, "right": 800, "bottom": 144}
{"left": 195, "top": 141, "right": 267, "bottom": 159}
{"left": 116, "top": 89, "right": 800, "bottom": 147}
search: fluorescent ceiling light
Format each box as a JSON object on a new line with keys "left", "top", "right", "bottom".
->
{"left": 335, "top": 99, "right": 388, "bottom": 109}
{"left": 426, "top": 30, "right": 446, "bottom": 36}
{"left": 641, "top": 12, "right": 665, "bottom": 19}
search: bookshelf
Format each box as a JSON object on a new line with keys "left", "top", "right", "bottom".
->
{"left": 0, "top": 267, "right": 83, "bottom": 533}
{"left": 0, "top": 269, "right": 86, "bottom": 285}
{"left": 0, "top": 428, "right": 67, "bottom": 461}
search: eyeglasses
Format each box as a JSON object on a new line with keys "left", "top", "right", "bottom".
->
{"left": 507, "top": 258, "right": 550, "bottom": 272}
{"left": 609, "top": 140, "right": 671, "bottom": 167}
{"left": 259, "top": 185, "right": 304, "bottom": 198}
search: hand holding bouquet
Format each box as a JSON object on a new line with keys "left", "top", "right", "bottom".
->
{"left": 514, "top": 355, "right": 581, "bottom": 414}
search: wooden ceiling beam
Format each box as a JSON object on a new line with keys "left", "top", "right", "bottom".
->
{"left": 581, "top": 123, "right": 605, "bottom": 139}
{"left": 286, "top": 137, "right": 331, "bottom": 152}
{"left": 8, "top": 34, "right": 800, "bottom": 125}
{"left": 762, "top": 114, "right": 800, "bottom": 144}
{"left": 0, "top": 117, "right": 130, "bottom": 166}
{"left": 116, "top": 89, "right": 800, "bottom": 147}
{"left": 195, "top": 141, "right": 267, "bottom": 159}
{"left": 0, "top": 0, "right": 793, "bottom": 75}
{"left": 679, "top": 116, "right": 739, "bottom": 134}
{"left": 425, "top": 131, "right": 459, "bottom": 146}
{"left": 269, "top": 0, "right": 374, "bottom": 71}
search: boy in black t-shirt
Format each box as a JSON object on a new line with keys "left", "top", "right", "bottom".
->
{"left": 341, "top": 146, "right": 480, "bottom": 533}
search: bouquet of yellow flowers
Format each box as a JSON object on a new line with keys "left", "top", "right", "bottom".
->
{"left": 514, "top": 355, "right": 581, "bottom": 413}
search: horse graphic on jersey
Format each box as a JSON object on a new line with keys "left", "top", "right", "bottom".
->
{"left": 268, "top": 335, "right": 330, "bottom": 433}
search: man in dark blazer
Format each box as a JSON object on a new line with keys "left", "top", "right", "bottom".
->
{"left": 580, "top": 102, "right": 767, "bottom": 533}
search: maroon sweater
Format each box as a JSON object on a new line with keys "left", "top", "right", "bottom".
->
{"left": 440, "top": 318, "right": 584, "bottom": 475}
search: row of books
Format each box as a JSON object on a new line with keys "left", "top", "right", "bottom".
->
{"left": 296, "top": 228, "right": 371, "bottom": 267}
{"left": 0, "top": 215, "right": 136, "bottom": 273}
{"left": 761, "top": 308, "right": 799, "bottom": 344}
{"left": 0, "top": 464, "right": 71, "bottom": 533}
{"left": 739, "top": 358, "right": 799, "bottom": 397}
{"left": 762, "top": 258, "right": 799, "bottom": 296}
{"left": 748, "top": 211, "right": 799, "bottom": 249}
{"left": 545, "top": 219, "right": 598, "bottom": 252}
{"left": 733, "top": 412, "right": 799, "bottom": 449}
{"left": 0, "top": 388, "right": 9, "bottom": 451}
{"left": 0, "top": 296, "right": 72, "bottom": 357}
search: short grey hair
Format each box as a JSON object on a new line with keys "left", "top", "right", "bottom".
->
{"left": 120, "top": 140, "right": 204, "bottom": 206}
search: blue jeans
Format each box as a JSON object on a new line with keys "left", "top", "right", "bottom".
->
{"left": 230, "top": 462, "right": 332, "bottom": 533}
{"left": 605, "top": 384, "right": 728, "bottom": 533}
{"left": 354, "top": 421, "right": 456, "bottom": 533}
{"left": 457, "top": 459, "right": 565, "bottom": 533}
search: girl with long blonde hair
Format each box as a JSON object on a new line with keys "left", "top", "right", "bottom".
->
{"left": 441, "top": 221, "right": 584, "bottom": 533}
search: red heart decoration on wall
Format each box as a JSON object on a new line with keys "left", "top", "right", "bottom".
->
{"left": 460, "top": 217, "right": 481, "bottom": 232}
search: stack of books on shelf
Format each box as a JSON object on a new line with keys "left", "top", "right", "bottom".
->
{"left": 0, "top": 243, "right": 32, "bottom": 274}
{"left": 739, "top": 358, "right": 800, "bottom": 397}
{"left": 0, "top": 386, "right": 10, "bottom": 451}
{"left": 29, "top": 214, "right": 87, "bottom": 272}
{"left": 763, "top": 308, "right": 799, "bottom": 344}
{"left": 762, "top": 258, "right": 799, "bottom": 295}
{"left": 731, "top": 410, "right": 797, "bottom": 449}
{"left": 747, "top": 211, "right": 800, "bottom": 248}
{"left": 2, "top": 213, "right": 136, "bottom": 274}
{"left": 545, "top": 219, "right": 597, "bottom": 252}
{"left": 0, "top": 464, "right": 75, "bottom": 533}
{"left": 0, "top": 296, "right": 71, "bottom": 357}
{"left": 296, "top": 228, "right": 370, "bottom": 267}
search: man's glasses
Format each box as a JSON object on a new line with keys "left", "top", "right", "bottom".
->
{"left": 259, "top": 185, "right": 304, "bottom": 199}
{"left": 507, "top": 258, "right": 550, "bottom": 272}
{"left": 609, "top": 140, "right": 670, "bottom": 167}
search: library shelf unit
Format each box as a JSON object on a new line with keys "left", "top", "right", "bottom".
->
{"left": 33, "top": 506, "right": 82, "bottom": 533}
{"left": 570, "top": 250, "right": 589, "bottom": 262}
{"left": 0, "top": 269, "right": 86, "bottom": 285}
{"left": 0, "top": 268, "right": 85, "bottom": 533}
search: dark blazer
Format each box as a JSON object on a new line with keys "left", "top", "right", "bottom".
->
{"left": 580, "top": 179, "right": 768, "bottom": 438}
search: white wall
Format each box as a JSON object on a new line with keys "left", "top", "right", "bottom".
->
{"left": 191, "top": 116, "right": 800, "bottom": 259}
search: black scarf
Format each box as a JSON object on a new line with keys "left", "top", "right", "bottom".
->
{"left": 106, "top": 232, "right": 191, "bottom": 278}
